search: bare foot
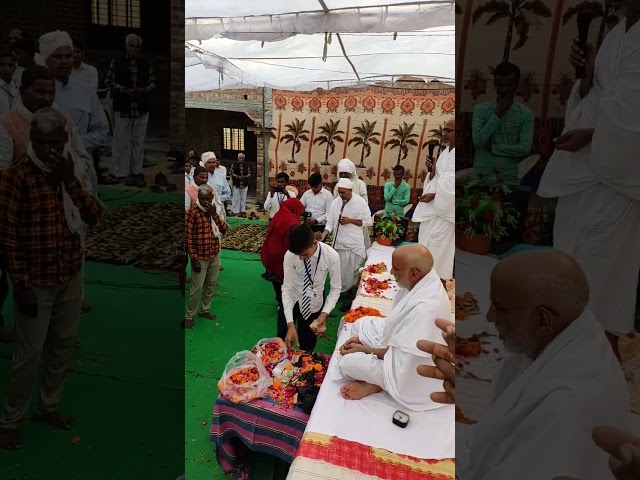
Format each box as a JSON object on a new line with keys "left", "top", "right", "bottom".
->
{"left": 0, "top": 427, "right": 21, "bottom": 450}
{"left": 33, "top": 411, "right": 73, "bottom": 430}
{"left": 219, "top": 266, "right": 224, "bottom": 271}
{"left": 81, "top": 302, "right": 92, "bottom": 314}
{"left": 183, "top": 319, "right": 194, "bottom": 329}
{"left": 200, "top": 312, "right": 217, "bottom": 320}
{"left": 340, "top": 382, "right": 383, "bottom": 400}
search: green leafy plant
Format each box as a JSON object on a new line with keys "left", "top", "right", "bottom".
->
{"left": 374, "top": 211, "right": 406, "bottom": 241}
{"left": 455, "top": 174, "right": 519, "bottom": 240}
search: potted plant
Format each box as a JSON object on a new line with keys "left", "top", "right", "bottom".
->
{"left": 374, "top": 211, "right": 406, "bottom": 247}
{"left": 455, "top": 174, "right": 519, "bottom": 255}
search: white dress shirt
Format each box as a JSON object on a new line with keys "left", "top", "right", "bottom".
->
{"left": 70, "top": 62, "right": 99, "bottom": 91}
{"left": 281, "top": 243, "right": 342, "bottom": 324}
{"left": 0, "top": 78, "right": 18, "bottom": 115}
{"left": 185, "top": 172, "right": 192, "bottom": 188}
{"left": 264, "top": 190, "right": 292, "bottom": 218}
{"left": 300, "top": 187, "right": 334, "bottom": 225}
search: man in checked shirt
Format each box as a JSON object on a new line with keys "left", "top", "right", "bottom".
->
{"left": 184, "top": 184, "right": 229, "bottom": 329}
{"left": 0, "top": 107, "right": 102, "bottom": 450}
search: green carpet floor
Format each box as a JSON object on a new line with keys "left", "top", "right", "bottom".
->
{"left": 185, "top": 246, "right": 344, "bottom": 480}
{"left": 0, "top": 187, "right": 185, "bottom": 479}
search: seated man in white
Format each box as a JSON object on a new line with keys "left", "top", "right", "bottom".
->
{"left": 457, "top": 250, "right": 631, "bottom": 480}
{"left": 336, "top": 244, "right": 453, "bottom": 411}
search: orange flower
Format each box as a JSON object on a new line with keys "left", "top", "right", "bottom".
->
{"left": 344, "top": 306, "right": 384, "bottom": 323}
{"left": 273, "top": 378, "right": 282, "bottom": 389}
{"left": 314, "top": 364, "right": 322, "bottom": 371}
{"left": 283, "top": 364, "right": 292, "bottom": 371}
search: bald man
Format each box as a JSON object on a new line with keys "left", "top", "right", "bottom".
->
{"left": 412, "top": 118, "right": 455, "bottom": 283}
{"left": 335, "top": 244, "right": 453, "bottom": 411}
{"left": 458, "top": 250, "right": 630, "bottom": 480}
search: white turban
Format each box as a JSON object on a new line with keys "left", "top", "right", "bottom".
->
{"left": 337, "top": 158, "right": 356, "bottom": 176}
{"left": 39, "top": 30, "right": 73, "bottom": 61}
{"left": 200, "top": 151, "right": 216, "bottom": 166}
{"left": 336, "top": 178, "right": 354, "bottom": 190}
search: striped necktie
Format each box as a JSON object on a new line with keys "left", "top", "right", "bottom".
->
{"left": 2, "top": 85, "right": 15, "bottom": 108}
{"left": 300, "top": 258, "right": 312, "bottom": 319}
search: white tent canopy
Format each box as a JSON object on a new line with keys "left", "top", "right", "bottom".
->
{"left": 185, "top": 0, "right": 455, "bottom": 91}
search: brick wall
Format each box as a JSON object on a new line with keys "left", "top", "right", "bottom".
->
{"left": 2, "top": 0, "right": 87, "bottom": 44}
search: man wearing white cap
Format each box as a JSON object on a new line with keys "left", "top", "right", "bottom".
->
{"left": 333, "top": 158, "right": 371, "bottom": 249}
{"left": 39, "top": 30, "right": 107, "bottom": 191}
{"left": 321, "top": 178, "right": 372, "bottom": 310}
{"left": 201, "top": 152, "right": 231, "bottom": 216}
{"left": 104, "top": 33, "right": 156, "bottom": 187}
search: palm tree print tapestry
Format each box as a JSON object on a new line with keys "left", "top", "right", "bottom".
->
{"left": 457, "top": 0, "right": 624, "bottom": 167}
{"left": 269, "top": 86, "right": 455, "bottom": 190}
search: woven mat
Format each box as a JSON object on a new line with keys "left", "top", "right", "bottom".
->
{"left": 621, "top": 335, "right": 640, "bottom": 413}
{"left": 221, "top": 224, "right": 267, "bottom": 253}
{"left": 85, "top": 202, "right": 182, "bottom": 271}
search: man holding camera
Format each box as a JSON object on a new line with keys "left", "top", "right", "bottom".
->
{"left": 300, "top": 172, "right": 333, "bottom": 233}
{"left": 264, "top": 172, "right": 293, "bottom": 219}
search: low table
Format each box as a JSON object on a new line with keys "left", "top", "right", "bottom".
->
{"left": 210, "top": 396, "right": 310, "bottom": 477}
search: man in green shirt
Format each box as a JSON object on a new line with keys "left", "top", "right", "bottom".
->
{"left": 471, "top": 62, "right": 534, "bottom": 185}
{"left": 384, "top": 165, "right": 410, "bottom": 215}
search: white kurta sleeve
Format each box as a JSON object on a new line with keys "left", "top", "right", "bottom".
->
{"left": 263, "top": 192, "right": 273, "bottom": 212}
{"left": 324, "top": 200, "right": 338, "bottom": 233}
{"left": 281, "top": 254, "right": 298, "bottom": 324}
{"left": 185, "top": 193, "right": 191, "bottom": 211}
{"left": 357, "top": 200, "right": 373, "bottom": 227}
{"left": 321, "top": 252, "right": 342, "bottom": 314}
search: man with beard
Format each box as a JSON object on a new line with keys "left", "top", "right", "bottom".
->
{"left": 457, "top": 250, "right": 630, "bottom": 479}
{"left": 537, "top": 0, "right": 640, "bottom": 360}
{"left": 335, "top": 244, "right": 453, "bottom": 411}
{"left": 0, "top": 107, "right": 102, "bottom": 449}
{"left": 412, "top": 118, "right": 456, "bottom": 285}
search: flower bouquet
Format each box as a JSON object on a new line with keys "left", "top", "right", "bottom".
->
{"left": 344, "top": 306, "right": 384, "bottom": 324}
{"left": 455, "top": 173, "right": 519, "bottom": 255}
{"left": 218, "top": 351, "right": 271, "bottom": 404}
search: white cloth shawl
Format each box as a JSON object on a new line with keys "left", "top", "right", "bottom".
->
{"left": 461, "top": 310, "right": 631, "bottom": 480}
{"left": 196, "top": 197, "right": 226, "bottom": 240}
{"left": 538, "top": 18, "right": 640, "bottom": 200}
{"left": 380, "top": 269, "right": 454, "bottom": 411}
{"left": 334, "top": 158, "right": 368, "bottom": 201}
{"left": 39, "top": 30, "right": 73, "bottom": 61}
{"left": 325, "top": 194, "right": 371, "bottom": 258}
{"left": 412, "top": 146, "right": 455, "bottom": 223}
{"left": 28, "top": 141, "right": 94, "bottom": 240}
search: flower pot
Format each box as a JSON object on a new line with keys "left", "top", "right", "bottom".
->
{"left": 377, "top": 236, "right": 394, "bottom": 247}
{"left": 455, "top": 228, "right": 491, "bottom": 255}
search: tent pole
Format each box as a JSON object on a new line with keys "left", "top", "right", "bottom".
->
{"left": 262, "top": 87, "right": 268, "bottom": 203}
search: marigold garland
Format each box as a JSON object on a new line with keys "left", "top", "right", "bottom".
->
{"left": 344, "top": 306, "right": 384, "bottom": 323}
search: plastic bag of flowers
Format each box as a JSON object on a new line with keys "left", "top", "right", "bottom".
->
{"left": 218, "top": 351, "right": 271, "bottom": 404}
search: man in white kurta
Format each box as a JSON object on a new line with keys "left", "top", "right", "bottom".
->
{"left": 321, "top": 178, "right": 372, "bottom": 294}
{"left": 412, "top": 118, "right": 456, "bottom": 282}
{"left": 336, "top": 244, "right": 453, "bottom": 411}
{"left": 537, "top": 12, "right": 640, "bottom": 358}
{"left": 333, "top": 158, "right": 371, "bottom": 249}
{"left": 457, "top": 250, "right": 631, "bottom": 479}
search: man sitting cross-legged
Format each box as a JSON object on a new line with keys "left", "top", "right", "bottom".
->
{"left": 337, "top": 244, "right": 453, "bottom": 411}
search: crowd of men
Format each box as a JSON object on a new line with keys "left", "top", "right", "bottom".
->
{"left": 0, "top": 26, "right": 156, "bottom": 450}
